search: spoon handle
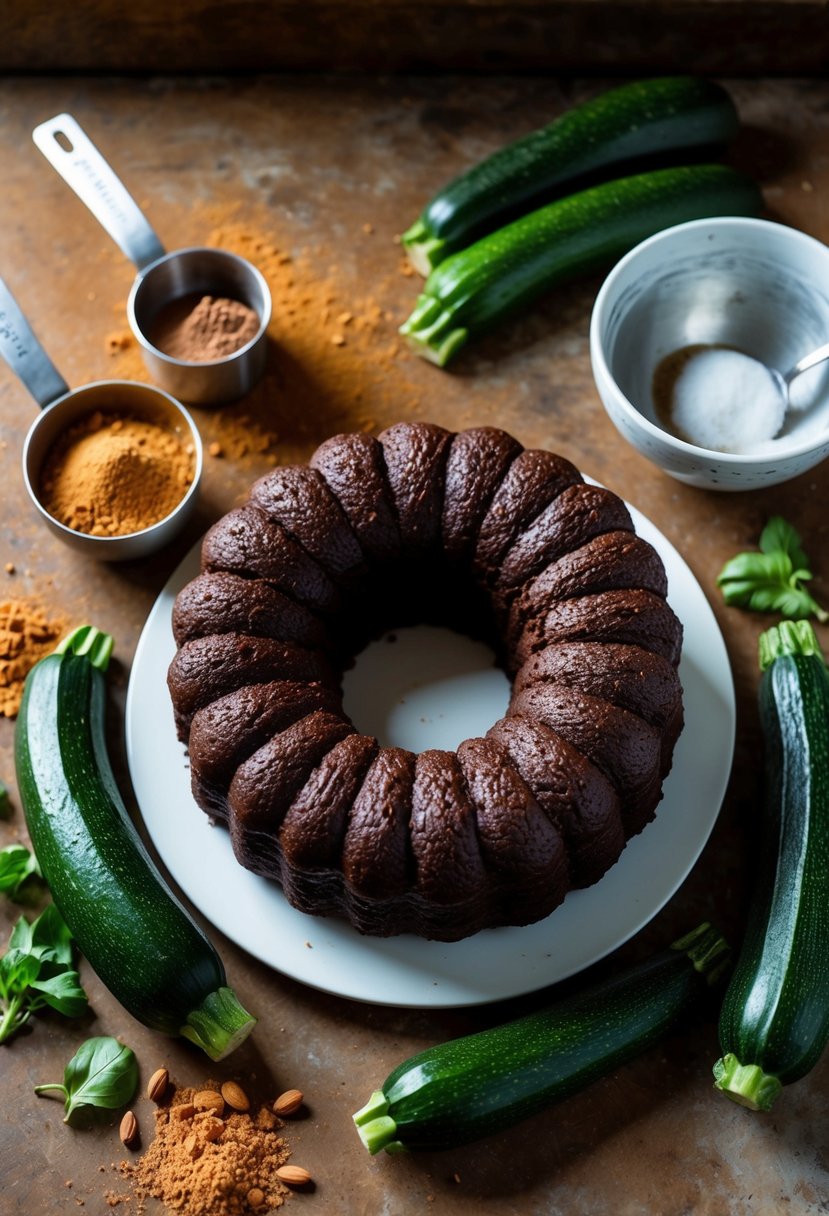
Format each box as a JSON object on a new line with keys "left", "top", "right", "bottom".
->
{"left": 785, "top": 340, "right": 829, "bottom": 385}
{"left": 0, "top": 277, "right": 70, "bottom": 409}
{"left": 33, "top": 113, "right": 166, "bottom": 273}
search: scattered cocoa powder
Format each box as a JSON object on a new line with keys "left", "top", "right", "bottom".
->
{"left": 0, "top": 599, "right": 64, "bottom": 717}
{"left": 38, "top": 410, "right": 196, "bottom": 538}
{"left": 122, "top": 1081, "right": 294, "bottom": 1215}
{"left": 102, "top": 207, "right": 416, "bottom": 467}
{"left": 149, "top": 294, "right": 261, "bottom": 363}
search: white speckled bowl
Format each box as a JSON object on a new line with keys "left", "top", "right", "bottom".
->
{"left": 590, "top": 217, "right": 829, "bottom": 490}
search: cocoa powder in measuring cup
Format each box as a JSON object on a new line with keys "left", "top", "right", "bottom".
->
{"left": 148, "top": 294, "right": 260, "bottom": 363}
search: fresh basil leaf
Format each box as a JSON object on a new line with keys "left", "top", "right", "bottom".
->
{"left": 29, "top": 905, "right": 73, "bottom": 967}
{"left": 0, "top": 845, "right": 41, "bottom": 899}
{"left": 775, "top": 586, "right": 823, "bottom": 620}
{"left": 719, "top": 580, "right": 761, "bottom": 606}
{"left": 29, "top": 969, "right": 88, "bottom": 1018}
{"left": 760, "top": 516, "right": 811, "bottom": 572}
{"left": 718, "top": 517, "right": 827, "bottom": 623}
{"left": 7, "top": 914, "right": 33, "bottom": 955}
{"left": 62, "top": 1036, "right": 138, "bottom": 1122}
{"left": 0, "top": 906, "right": 85, "bottom": 1043}
{"left": 718, "top": 552, "right": 775, "bottom": 583}
{"left": 0, "top": 947, "right": 40, "bottom": 994}
{"left": 747, "top": 586, "right": 795, "bottom": 614}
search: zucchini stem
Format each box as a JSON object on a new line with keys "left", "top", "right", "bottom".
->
{"left": 671, "top": 922, "right": 732, "bottom": 986}
{"left": 399, "top": 292, "right": 469, "bottom": 367}
{"left": 180, "top": 986, "right": 257, "bottom": 1061}
{"left": 712, "top": 1053, "right": 782, "bottom": 1111}
{"left": 759, "top": 620, "right": 825, "bottom": 671}
{"left": 352, "top": 1089, "right": 405, "bottom": 1155}
{"left": 56, "top": 626, "right": 114, "bottom": 672}
{"left": 401, "top": 219, "right": 450, "bottom": 276}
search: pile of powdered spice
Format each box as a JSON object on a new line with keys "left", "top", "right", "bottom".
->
{"left": 0, "top": 598, "right": 64, "bottom": 717}
{"left": 149, "top": 294, "right": 261, "bottom": 363}
{"left": 38, "top": 410, "right": 196, "bottom": 538}
{"left": 120, "top": 1074, "right": 309, "bottom": 1215}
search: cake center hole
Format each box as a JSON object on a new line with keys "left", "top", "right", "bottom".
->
{"left": 341, "top": 624, "right": 511, "bottom": 753}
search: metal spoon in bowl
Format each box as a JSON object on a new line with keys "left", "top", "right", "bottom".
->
{"left": 769, "top": 340, "right": 829, "bottom": 408}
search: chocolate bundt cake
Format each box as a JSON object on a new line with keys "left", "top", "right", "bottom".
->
{"left": 168, "top": 422, "right": 684, "bottom": 942}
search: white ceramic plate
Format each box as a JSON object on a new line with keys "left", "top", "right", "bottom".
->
{"left": 125, "top": 500, "right": 735, "bottom": 1008}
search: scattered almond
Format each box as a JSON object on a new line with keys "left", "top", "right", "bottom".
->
{"left": 184, "top": 1132, "right": 202, "bottom": 1160}
{"left": 276, "top": 1165, "right": 312, "bottom": 1187}
{"left": 194, "top": 1089, "right": 225, "bottom": 1117}
{"left": 273, "top": 1089, "right": 303, "bottom": 1117}
{"left": 220, "top": 1080, "right": 250, "bottom": 1112}
{"left": 119, "top": 1111, "right": 139, "bottom": 1148}
{"left": 147, "top": 1067, "right": 170, "bottom": 1104}
{"left": 170, "top": 1102, "right": 196, "bottom": 1121}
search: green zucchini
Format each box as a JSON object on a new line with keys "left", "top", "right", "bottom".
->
{"left": 400, "top": 163, "right": 762, "bottom": 367}
{"left": 353, "top": 922, "right": 729, "bottom": 1153}
{"left": 14, "top": 625, "right": 256, "bottom": 1060}
{"left": 714, "top": 620, "right": 829, "bottom": 1111}
{"left": 403, "top": 76, "right": 740, "bottom": 274}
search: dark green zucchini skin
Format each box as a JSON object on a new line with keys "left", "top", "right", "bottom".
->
{"left": 354, "top": 923, "right": 729, "bottom": 1153}
{"left": 400, "top": 163, "right": 763, "bottom": 367}
{"left": 403, "top": 77, "right": 740, "bottom": 272}
{"left": 715, "top": 622, "right": 829, "bottom": 1111}
{"left": 15, "top": 630, "right": 255, "bottom": 1056}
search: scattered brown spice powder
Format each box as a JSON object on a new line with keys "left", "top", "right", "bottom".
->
{"left": 122, "top": 1081, "right": 294, "bottom": 1215}
{"left": 102, "top": 207, "right": 424, "bottom": 467}
{"left": 0, "top": 599, "right": 64, "bottom": 717}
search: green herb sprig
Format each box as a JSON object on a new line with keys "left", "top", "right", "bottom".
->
{"left": 0, "top": 904, "right": 88, "bottom": 1044}
{"left": 717, "top": 517, "right": 827, "bottom": 623}
{"left": 0, "top": 844, "right": 42, "bottom": 900}
{"left": 34, "top": 1036, "right": 138, "bottom": 1123}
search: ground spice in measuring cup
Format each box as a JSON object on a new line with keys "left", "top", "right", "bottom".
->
{"left": 38, "top": 410, "right": 196, "bottom": 537}
{"left": 149, "top": 294, "right": 261, "bottom": 363}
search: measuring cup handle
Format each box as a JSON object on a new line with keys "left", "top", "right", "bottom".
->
{"left": 0, "top": 278, "right": 70, "bottom": 409}
{"left": 33, "top": 113, "right": 167, "bottom": 273}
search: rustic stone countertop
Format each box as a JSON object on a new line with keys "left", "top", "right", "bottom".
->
{"left": 1, "top": 74, "right": 828, "bottom": 1215}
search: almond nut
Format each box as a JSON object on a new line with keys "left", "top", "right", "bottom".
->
{"left": 220, "top": 1080, "right": 250, "bottom": 1112}
{"left": 194, "top": 1089, "right": 225, "bottom": 1117}
{"left": 146, "top": 1067, "right": 170, "bottom": 1104}
{"left": 276, "top": 1165, "right": 312, "bottom": 1187}
{"left": 170, "top": 1102, "right": 196, "bottom": 1121}
{"left": 119, "top": 1110, "right": 139, "bottom": 1148}
{"left": 273, "top": 1089, "right": 303, "bottom": 1117}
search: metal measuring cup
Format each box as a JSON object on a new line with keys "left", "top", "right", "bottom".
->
{"left": 0, "top": 277, "right": 203, "bottom": 561}
{"left": 33, "top": 113, "right": 272, "bottom": 407}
